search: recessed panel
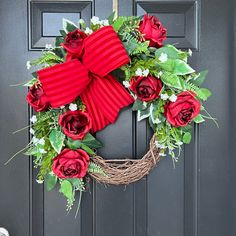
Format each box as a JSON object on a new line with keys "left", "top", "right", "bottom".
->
{"left": 42, "top": 12, "right": 81, "bottom": 37}
{"left": 136, "top": 0, "right": 198, "bottom": 49}
{"left": 29, "top": 0, "right": 92, "bottom": 50}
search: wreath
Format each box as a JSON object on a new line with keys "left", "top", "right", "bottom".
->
{"left": 10, "top": 13, "right": 215, "bottom": 214}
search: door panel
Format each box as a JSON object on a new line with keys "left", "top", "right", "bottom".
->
{"left": 0, "top": 0, "right": 235, "bottom": 236}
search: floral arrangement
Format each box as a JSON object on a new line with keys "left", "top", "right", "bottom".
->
{"left": 11, "top": 13, "right": 215, "bottom": 214}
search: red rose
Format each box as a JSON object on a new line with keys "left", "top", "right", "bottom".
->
{"left": 26, "top": 84, "right": 50, "bottom": 112}
{"left": 139, "top": 14, "right": 167, "bottom": 48}
{"left": 61, "top": 29, "right": 87, "bottom": 60}
{"left": 130, "top": 75, "right": 162, "bottom": 102}
{"left": 59, "top": 110, "right": 92, "bottom": 140}
{"left": 164, "top": 91, "right": 201, "bottom": 127}
{"left": 52, "top": 148, "right": 90, "bottom": 178}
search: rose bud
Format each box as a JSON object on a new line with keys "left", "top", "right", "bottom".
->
{"left": 58, "top": 110, "right": 92, "bottom": 140}
{"left": 52, "top": 148, "right": 90, "bottom": 179}
{"left": 26, "top": 84, "right": 50, "bottom": 112}
{"left": 164, "top": 91, "right": 201, "bottom": 127}
{"left": 139, "top": 14, "right": 167, "bottom": 48}
{"left": 130, "top": 75, "right": 163, "bottom": 102}
{"left": 61, "top": 29, "right": 87, "bottom": 60}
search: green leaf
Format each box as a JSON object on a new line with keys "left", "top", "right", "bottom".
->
{"left": 194, "top": 114, "right": 205, "bottom": 123}
{"left": 49, "top": 129, "right": 65, "bottom": 153}
{"left": 159, "top": 59, "right": 195, "bottom": 75}
{"left": 31, "top": 72, "right": 38, "bottom": 78}
{"left": 88, "top": 162, "right": 106, "bottom": 176}
{"left": 45, "top": 174, "right": 57, "bottom": 191}
{"left": 182, "top": 124, "right": 192, "bottom": 133}
{"left": 107, "top": 11, "right": 116, "bottom": 24}
{"left": 137, "top": 106, "right": 151, "bottom": 121}
{"left": 183, "top": 132, "right": 192, "bottom": 144}
{"left": 62, "top": 18, "right": 77, "bottom": 33}
{"left": 112, "top": 16, "right": 126, "bottom": 31}
{"left": 59, "top": 30, "right": 67, "bottom": 37}
{"left": 155, "top": 44, "right": 188, "bottom": 61}
{"left": 60, "top": 180, "right": 73, "bottom": 200}
{"left": 192, "top": 70, "right": 208, "bottom": 86}
{"left": 55, "top": 36, "right": 64, "bottom": 47}
{"left": 82, "top": 133, "right": 102, "bottom": 149}
{"left": 80, "top": 144, "right": 95, "bottom": 155}
{"left": 66, "top": 138, "right": 81, "bottom": 150}
{"left": 132, "top": 99, "right": 148, "bottom": 111}
{"left": 160, "top": 72, "right": 186, "bottom": 90}
{"left": 24, "top": 146, "right": 38, "bottom": 155}
{"left": 23, "top": 78, "right": 37, "bottom": 87}
{"left": 68, "top": 178, "right": 85, "bottom": 191}
{"left": 197, "top": 88, "right": 212, "bottom": 101}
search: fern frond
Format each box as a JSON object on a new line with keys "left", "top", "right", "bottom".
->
{"left": 88, "top": 162, "right": 106, "bottom": 176}
{"left": 30, "top": 51, "right": 64, "bottom": 67}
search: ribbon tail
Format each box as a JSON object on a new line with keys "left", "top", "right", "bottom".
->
{"left": 80, "top": 74, "right": 134, "bottom": 133}
{"left": 37, "top": 60, "right": 90, "bottom": 108}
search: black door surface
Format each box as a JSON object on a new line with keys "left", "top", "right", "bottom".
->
{"left": 0, "top": 0, "right": 235, "bottom": 236}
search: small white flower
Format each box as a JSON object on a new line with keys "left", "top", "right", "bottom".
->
{"left": 176, "top": 141, "right": 183, "bottom": 146}
{"left": 30, "top": 128, "right": 35, "bottom": 135}
{"left": 38, "top": 138, "right": 45, "bottom": 145}
{"left": 142, "top": 69, "right": 149, "bottom": 77}
{"left": 26, "top": 61, "right": 31, "bottom": 70}
{"left": 69, "top": 103, "right": 77, "bottom": 111}
{"left": 155, "top": 118, "right": 161, "bottom": 124}
{"left": 60, "top": 105, "right": 65, "bottom": 109}
{"left": 160, "top": 93, "right": 169, "bottom": 100}
{"left": 30, "top": 115, "right": 37, "bottom": 123}
{"left": 39, "top": 148, "right": 46, "bottom": 154}
{"left": 32, "top": 136, "right": 39, "bottom": 144}
{"left": 78, "top": 19, "right": 85, "bottom": 24}
{"left": 169, "top": 94, "right": 177, "bottom": 102}
{"left": 188, "top": 49, "right": 192, "bottom": 56}
{"left": 159, "top": 152, "right": 167, "bottom": 157}
{"left": 101, "top": 19, "right": 109, "bottom": 26}
{"left": 159, "top": 53, "right": 168, "bottom": 63}
{"left": 155, "top": 141, "right": 166, "bottom": 149}
{"left": 91, "top": 16, "right": 100, "bottom": 25}
{"left": 36, "top": 179, "right": 44, "bottom": 184}
{"left": 45, "top": 44, "right": 53, "bottom": 50}
{"left": 158, "top": 71, "right": 163, "bottom": 77}
{"left": 85, "top": 27, "right": 93, "bottom": 35}
{"left": 123, "top": 81, "right": 130, "bottom": 88}
{"left": 135, "top": 68, "right": 143, "bottom": 76}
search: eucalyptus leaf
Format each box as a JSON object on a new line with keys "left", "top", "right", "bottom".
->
{"left": 49, "top": 129, "right": 65, "bottom": 153}
{"left": 45, "top": 174, "right": 57, "bottom": 191}
{"left": 183, "top": 132, "right": 192, "bottom": 144}
{"left": 59, "top": 180, "right": 73, "bottom": 200}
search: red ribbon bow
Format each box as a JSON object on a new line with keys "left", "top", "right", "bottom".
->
{"left": 37, "top": 26, "right": 134, "bottom": 132}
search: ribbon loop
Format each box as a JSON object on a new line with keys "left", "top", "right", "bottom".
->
{"left": 37, "top": 26, "right": 134, "bottom": 132}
